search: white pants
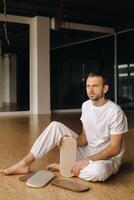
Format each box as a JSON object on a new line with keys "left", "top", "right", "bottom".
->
{"left": 31, "top": 121, "right": 119, "bottom": 182}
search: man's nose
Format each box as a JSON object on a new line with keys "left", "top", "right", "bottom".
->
{"left": 88, "top": 86, "right": 93, "bottom": 93}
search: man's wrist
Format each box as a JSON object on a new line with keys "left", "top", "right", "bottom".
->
{"left": 85, "top": 158, "right": 93, "bottom": 164}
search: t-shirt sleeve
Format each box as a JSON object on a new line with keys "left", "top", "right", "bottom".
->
{"left": 109, "top": 109, "right": 128, "bottom": 135}
{"left": 80, "top": 102, "right": 86, "bottom": 122}
{"left": 80, "top": 104, "right": 83, "bottom": 122}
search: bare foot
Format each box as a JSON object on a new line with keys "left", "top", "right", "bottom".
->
{"left": 0, "top": 160, "right": 30, "bottom": 175}
{"left": 46, "top": 163, "right": 59, "bottom": 171}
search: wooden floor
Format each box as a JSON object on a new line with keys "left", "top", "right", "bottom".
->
{"left": 0, "top": 112, "right": 134, "bottom": 200}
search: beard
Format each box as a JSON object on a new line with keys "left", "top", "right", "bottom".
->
{"left": 88, "top": 93, "right": 104, "bottom": 101}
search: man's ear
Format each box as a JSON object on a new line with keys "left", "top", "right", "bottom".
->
{"left": 104, "top": 84, "right": 109, "bottom": 94}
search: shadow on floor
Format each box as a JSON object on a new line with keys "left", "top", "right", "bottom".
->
{"left": 105, "top": 160, "right": 134, "bottom": 184}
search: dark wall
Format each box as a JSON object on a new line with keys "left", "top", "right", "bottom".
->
{"left": 51, "top": 36, "right": 114, "bottom": 110}
{"left": 0, "top": 22, "right": 30, "bottom": 111}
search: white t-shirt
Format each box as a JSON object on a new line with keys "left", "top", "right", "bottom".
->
{"left": 80, "top": 100, "right": 128, "bottom": 165}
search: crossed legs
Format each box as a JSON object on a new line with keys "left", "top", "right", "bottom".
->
{"left": 0, "top": 121, "right": 119, "bottom": 181}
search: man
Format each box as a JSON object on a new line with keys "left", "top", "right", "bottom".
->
{"left": 0, "top": 72, "right": 128, "bottom": 182}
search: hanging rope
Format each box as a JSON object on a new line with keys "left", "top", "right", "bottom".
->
{"left": 55, "top": 0, "right": 64, "bottom": 29}
{"left": 3, "top": 0, "right": 9, "bottom": 45}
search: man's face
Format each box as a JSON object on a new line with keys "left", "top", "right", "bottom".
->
{"left": 86, "top": 76, "right": 108, "bottom": 102}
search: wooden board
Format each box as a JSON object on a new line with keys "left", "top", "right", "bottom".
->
{"left": 26, "top": 170, "right": 55, "bottom": 188}
{"left": 51, "top": 178, "right": 90, "bottom": 192}
{"left": 60, "top": 137, "right": 76, "bottom": 177}
{"left": 19, "top": 172, "right": 36, "bottom": 182}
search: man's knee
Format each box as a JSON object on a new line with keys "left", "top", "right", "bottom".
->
{"left": 50, "top": 121, "right": 58, "bottom": 126}
{"left": 50, "top": 121, "right": 63, "bottom": 127}
{"left": 91, "top": 162, "right": 109, "bottom": 181}
{"left": 79, "top": 161, "right": 114, "bottom": 182}
{"left": 49, "top": 121, "right": 62, "bottom": 129}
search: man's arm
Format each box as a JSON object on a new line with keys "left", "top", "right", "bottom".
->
{"left": 76, "top": 128, "right": 88, "bottom": 146}
{"left": 72, "top": 134, "right": 124, "bottom": 176}
{"left": 88, "top": 134, "right": 123, "bottom": 161}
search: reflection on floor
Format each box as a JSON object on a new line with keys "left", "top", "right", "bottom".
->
{"left": 0, "top": 103, "right": 29, "bottom": 112}
{"left": 0, "top": 112, "right": 133, "bottom": 200}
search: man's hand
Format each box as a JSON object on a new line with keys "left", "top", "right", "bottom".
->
{"left": 71, "top": 159, "right": 89, "bottom": 176}
{"left": 57, "top": 135, "right": 70, "bottom": 147}
{"left": 76, "top": 129, "right": 88, "bottom": 146}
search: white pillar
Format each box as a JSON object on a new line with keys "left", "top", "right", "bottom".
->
{"left": 10, "top": 54, "right": 17, "bottom": 104}
{"left": 2, "top": 54, "right": 10, "bottom": 104}
{"left": 30, "top": 16, "right": 50, "bottom": 114}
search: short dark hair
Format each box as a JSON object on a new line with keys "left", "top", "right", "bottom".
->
{"left": 87, "top": 72, "right": 107, "bottom": 86}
